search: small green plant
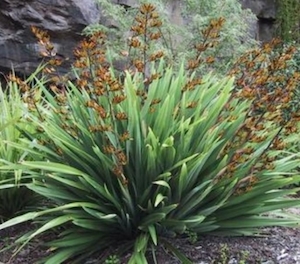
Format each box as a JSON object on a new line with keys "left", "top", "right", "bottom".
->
{"left": 213, "top": 244, "right": 250, "bottom": 264}
{"left": 105, "top": 254, "right": 120, "bottom": 264}
{"left": 185, "top": 229, "right": 198, "bottom": 244}
{"left": 213, "top": 243, "right": 229, "bottom": 264}
{"left": 238, "top": 250, "right": 250, "bottom": 264}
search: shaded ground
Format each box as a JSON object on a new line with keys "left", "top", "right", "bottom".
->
{"left": 1, "top": 208, "right": 300, "bottom": 264}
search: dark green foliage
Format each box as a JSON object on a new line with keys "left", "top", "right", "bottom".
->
{"left": 276, "top": 0, "right": 300, "bottom": 43}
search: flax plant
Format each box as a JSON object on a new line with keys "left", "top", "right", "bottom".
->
{"left": 229, "top": 39, "right": 300, "bottom": 165}
{"left": 0, "top": 75, "right": 41, "bottom": 221}
{"left": 0, "top": 4, "right": 300, "bottom": 264}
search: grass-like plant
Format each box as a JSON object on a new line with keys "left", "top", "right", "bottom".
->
{"left": 0, "top": 3, "right": 300, "bottom": 264}
{"left": 3, "top": 60, "right": 300, "bottom": 264}
{"left": 0, "top": 75, "right": 41, "bottom": 221}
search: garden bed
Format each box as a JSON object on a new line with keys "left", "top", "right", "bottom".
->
{"left": 1, "top": 208, "right": 300, "bottom": 264}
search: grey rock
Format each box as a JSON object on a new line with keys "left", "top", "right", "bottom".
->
{"left": 240, "top": 0, "right": 276, "bottom": 19}
{"left": 0, "top": 0, "right": 100, "bottom": 76}
{"left": 240, "top": 0, "right": 277, "bottom": 42}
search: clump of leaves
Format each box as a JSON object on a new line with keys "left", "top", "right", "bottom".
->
{"left": 105, "top": 255, "right": 120, "bottom": 264}
{"left": 0, "top": 76, "right": 41, "bottom": 221}
{"left": 213, "top": 243, "right": 229, "bottom": 264}
{"left": 185, "top": 229, "right": 198, "bottom": 244}
{"left": 0, "top": 3, "right": 300, "bottom": 264}
{"left": 212, "top": 244, "right": 250, "bottom": 264}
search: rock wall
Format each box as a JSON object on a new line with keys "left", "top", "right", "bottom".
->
{"left": 0, "top": 0, "right": 277, "bottom": 79}
{"left": 0, "top": 0, "right": 100, "bottom": 77}
{"left": 240, "top": 0, "right": 276, "bottom": 42}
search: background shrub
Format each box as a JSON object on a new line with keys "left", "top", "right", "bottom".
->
{"left": 275, "top": 0, "right": 300, "bottom": 43}
{"left": 86, "top": 0, "right": 258, "bottom": 74}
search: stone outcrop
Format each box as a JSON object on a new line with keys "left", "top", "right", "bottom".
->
{"left": 240, "top": 0, "right": 277, "bottom": 42}
{"left": 0, "top": 0, "right": 277, "bottom": 80}
{"left": 0, "top": 0, "right": 101, "bottom": 77}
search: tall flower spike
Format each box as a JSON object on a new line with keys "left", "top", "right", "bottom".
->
{"left": 128, "top": 2, "right": 164, "bottom": 86}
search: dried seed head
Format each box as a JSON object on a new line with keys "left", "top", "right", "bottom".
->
{"left": 140, "top": 3, "right": 156, "bottom": 14}
{"left": 186, "top": 101, "right": 198, "bottom": 108}
{"left": 115, "top": 112, "right": 128, "bottom": 120}
{"left": 133, "top": 59, "right": 144, "bottom": 72}
{"left": 129, "top": 37, "right": 142, "bottom": 48}
{"left": 150, "top": 99, "right": 161, "bottom": 106}
{"left": 112, "top": 95, "right": 127, "bottom": 104}
{"left": 103, "top": 145, "right": 116, "bottom": 154}
{"left": 116, "top": 150, "right": 127, "bottom": 165}
{"left": 119, "top": 131, "right": 130, "bottom": 142}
